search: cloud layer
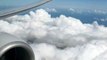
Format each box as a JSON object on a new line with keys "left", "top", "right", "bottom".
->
{"left": 0, "top": 9, "right": 107, "bottom": 60}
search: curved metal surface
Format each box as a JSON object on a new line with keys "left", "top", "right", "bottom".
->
{"left": 0, "top": 32, "right": 35, "bottom": 60}
{"left": 0, "top": 0, "right": 52, "bottom": 19}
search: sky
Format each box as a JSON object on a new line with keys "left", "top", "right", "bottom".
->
{"left": 0, "top": 0, "right": 107, "bottom": 10}
{"left": 41, "top": 0, "right": 107, "bottom": 10}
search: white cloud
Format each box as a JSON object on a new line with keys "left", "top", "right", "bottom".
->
{"left": 94, "top": 10, "right": 107, "bottom": 14}
{"left": 0, "top": 9, "right": 107, "bottom": 60}
{"left": 100, "top": 18, "right": 107, "bottom": 22}
{"left": 44, "top": 8, "right": 57, "bottom": 12}
{"left": 69, "top": 8, "right": 75, "bottom": 12}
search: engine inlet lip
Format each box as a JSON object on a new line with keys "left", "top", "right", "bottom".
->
{"left": 0, "top": 41, "right": 35, "bottom": 60}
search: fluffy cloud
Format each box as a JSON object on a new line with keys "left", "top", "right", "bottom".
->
{"left": 30, "top": 40, "right": 107, "bottom": 60}
{"left": 0, "top": 9, "right": 107, "bottom": 60}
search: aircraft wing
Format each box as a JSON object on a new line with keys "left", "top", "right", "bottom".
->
{"left": 0, "top": 0, "right": 51, "bottom": 19}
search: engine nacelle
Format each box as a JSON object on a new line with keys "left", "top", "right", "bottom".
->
{"left": 0, "top": 32, "right": 35, "bottom": 60}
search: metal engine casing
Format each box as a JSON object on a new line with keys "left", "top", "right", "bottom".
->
{"left": 0, "top": 32, "right": 35, "bottom": 60}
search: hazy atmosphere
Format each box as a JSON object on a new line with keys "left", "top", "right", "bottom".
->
{"left": 0, "top": 0, "right": 107, "bottom": 60}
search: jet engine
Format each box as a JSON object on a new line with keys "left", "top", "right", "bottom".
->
{"left": 0, "top": 32, "right": 35, "bottom": 60}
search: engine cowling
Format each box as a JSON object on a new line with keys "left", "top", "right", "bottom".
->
{"left": 0, "top": 32, "right": 35, "bottom": 60}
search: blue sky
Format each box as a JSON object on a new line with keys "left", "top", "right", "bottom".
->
{"left": 41, "top": 0, "right": 107, "bottom": 10}
{"left": 0, "top": 0, "right": 107, "bottom": 10}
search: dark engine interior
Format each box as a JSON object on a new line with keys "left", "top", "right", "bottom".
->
{"left": 0, "top": 47, "right": 31, "bottom": 60}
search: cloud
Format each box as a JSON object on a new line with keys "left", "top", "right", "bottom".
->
{"left": 69, "top": 8, "right": 75, "bottom": 12}
{"left": 30, "top": 40, "right": 107, "bottom": 60}
{"left": 0, "top": 9, "right": 107, "bottom": 60}
{"left": 44, "top": 8, "right": 57, "bottom": 12}
{"left": 94, "top": 10, "right": 107, "bottom": 14}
